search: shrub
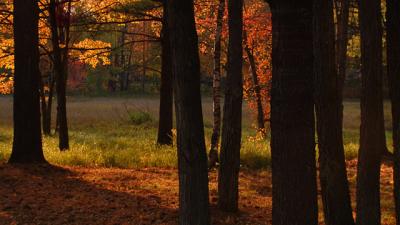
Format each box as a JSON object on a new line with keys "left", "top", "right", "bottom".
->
{"left": 128, "top": 111, "right": 153, "bottom": 125}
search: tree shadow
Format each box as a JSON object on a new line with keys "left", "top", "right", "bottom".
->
{"left": 0, "top": 164, "right": 178, "bottom": 225}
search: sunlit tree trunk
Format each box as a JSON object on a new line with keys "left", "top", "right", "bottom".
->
{"left": 386, "top": 0, "right": 400, "bottom": 223}
{"left": 314, "top": 0, "right": 355, "bottom": 224}
{"left": 218, "top": 0, "right": 243, "bottom": 212}
{"left": 9, "top": 0, "right": 46, "bottom": 164}
{"left": 209, "top": 0, "right": 225, "bottom": 169}
{"left": 356, "top": 0, "right": 385, "bottom": 223}
{"left": 268, "top": 1, "right": 318, "bottom": 224}
{"left": 167, "top": 0, "right": 210, "bottom": 224}
{"left": 157, "top": 2, "right": 173, "bottom": 146}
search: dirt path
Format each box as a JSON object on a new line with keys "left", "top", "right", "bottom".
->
{"left": 0, "top": 161, "right": 395, "bottom": 225}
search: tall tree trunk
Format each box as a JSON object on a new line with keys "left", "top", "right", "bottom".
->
{"left": 335, "top": 0, "right": 350, "bottom": 89}
{"left": 268, "top": 1, "right": 318, "bottom": 225}
{"left": 218, "top": 0, "right": 243, "bottom": 212}
{"left": 386, "top": 0, "right": 400, "bottom": 223}
{"left": 208, "top": 0, "right": 225, "bottom": 169}
{"left": 157, "top": 2, "right": 173, "bottom": 146}
{"left": 49, "top": 0, "right": 69, "bottom": 151}
{"left": 356, "top": 0, "right": 385, "bottom": 223}
{"left": 244, "top": 37, "right": 265, "bottom": 133}
{"left": 167, "top": 0, "right": 210, "bottom": 224}
{"left": 313, "top": 0, "right": 355, "bottom": 224}
{"left": 9, "top": 0, "right": 46, "bottom": 164}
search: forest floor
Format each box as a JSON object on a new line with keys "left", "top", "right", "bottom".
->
{"left": 0, "top": 160, "right": 396, "bottom": 225}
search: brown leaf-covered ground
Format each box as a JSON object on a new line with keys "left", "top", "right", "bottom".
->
{"left": 0, "top": 161, "right": 395, "bottom": 225}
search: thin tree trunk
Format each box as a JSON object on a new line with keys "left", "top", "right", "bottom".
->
{"left": 167, "top": 0, "right": 210, "bottom": 224}
{"left": 386, "top": 0, "right": 400, "bottom": 223}
{"left": 209, "top": 0, "right": 225, "bottom": 169}
{"left": 49, "top": 0, "right": 69, "bottom": 151}
{"left": 39, "top": 72, "right": 49, "bottom": 135}
{"left": 218, "top": 0, "right": 243, "bottom": 212}
{"left": 9, "top": 0, "right": 46, "bottom": 164}
{"left": 268, "top": 1, "right": 318, "bottom": 225}
{"left": 142, "top": 21, "right": 147, "bottom": 93}
{"left": 313, "top": 0, "right": 355, "bottom": 224}
{"left": 157, "top": 2, "right": 173, "bottom": 146}
{"left": 244, "top": 37, "right": 265, "bottom": 133}
{"left": 44, "top": 74, "right": 55, "bottom": 135}
{"left": 356, "top": 0, "right": 385, "bottom": 223}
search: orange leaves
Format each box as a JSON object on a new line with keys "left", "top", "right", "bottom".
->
{"left": 0, "top": 74, "right": 13, "bottom": 94}
{"left": 71, "top": 39, "right": 112, "bottom": 68}
{"left": 243, "top": 0, "right": 272, "bottom": 123}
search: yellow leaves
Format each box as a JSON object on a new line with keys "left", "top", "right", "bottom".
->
{"left": 0, "top": 74, "right": 13, "bottom": 94}
{"left": 71, "top": 39, "right": 112, "bottom": 68}
{"left": 0, "top": 38, "right": 14, "bottom": 70}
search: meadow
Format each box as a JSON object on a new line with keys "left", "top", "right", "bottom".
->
{"left": 0, "top": 96, "right": 394, "bottom": 169}
{"left": 0, "top": 96, "right": 396, "bottom": 224}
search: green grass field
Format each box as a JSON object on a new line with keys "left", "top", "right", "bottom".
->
{"left": 0, "top": 96, "right": 394, "bottom": 170}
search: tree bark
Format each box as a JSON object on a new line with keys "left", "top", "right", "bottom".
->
{"left": 157, "top": 2, "right": 173, "bottom": 146}
{"left": 9, "top": 0, "right": 46, "bottom": 164}
{"left": 335, "top": 0, "right": 350, "bottom": 89}
{"left": 313, "top": 0, "right": 355, "bottom": 224}
{"left": 244, "top": 39, "right": 265, "bottom": 133}
{"left": 167, "top": 0, "right": 210, "bottom": 224}
{"left": 49, "top": 0, "right": 69, "bottom": 150}
{"left": 356, "top": 0, "right": 385, "bottom": 223}
{"left": 218, "top": 0, "right": 243, "bottom": 212}
{"left": 386, "top": 0, "right": 400, "bottom": 223}
{"left": 208, "top": 0, "right": 225, "bottom": 169}
{"left": 268, "top": 1, "right": 318, "bottom": 225}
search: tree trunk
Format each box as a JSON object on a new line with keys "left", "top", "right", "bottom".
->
{"left": 49, "top": 0, "right": 70, "bottom": 150}
{"left": 335, "top": 0, "right": 350, "bottom": 89}
{"left": 356, "top": 0, "right": 385, "bottom": 223}
{"left": 268, "top": 1, "right": 318, "bottom": 225}
{"left": 157, "top": 2, "right": 173, "bottom": 146}
{"left": 167, "top": 0, "right": 210, "bottom": 224}
{"left": 40, "top": 72, "right": 55, "bottom": 136}
{"left": 208, "top": 0, "right": 225, "bottom": 169}
{"left": 44, "top": 74, "right": 55, "bottom": 135}
{"left": 218, "top": 0, "right": 243, "bottom": 213}
{"left": 39, "top": 72, "right": 49, "bottom": 135}
{"left": 244, "top": 40, "right": 265, "bottom": 133}
{"left": 9, "top": 0, "right": 46, "bottom": 164}
{"left": 386, "top": 0, "right": 400, "bottom": 223}
{"left": 313, "top": 0, "right": 355, "bottom": 224}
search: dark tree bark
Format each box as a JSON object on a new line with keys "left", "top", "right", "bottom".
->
{"left": 267, "top": 1, "right": 318, "bottom": 225}
{"left": 335, "top": 0, "right": 350, "bottom": 89}
{"left": 49, "top": 0, "right": 69, "bottom": 150}
{"left": 244, "top": 37, "right": 265, "bottom": 133}
{"left": 9, "top": 0, "right": 46, "bottom": 164}
{"left": 218, "top": 0, "right": 243, "bottom": 212}
{"left": 386, "top": 0, "right": 400, "bottom": 223}
{"left": 209, "top": 0, "right": 225, "bottom": 169}
{"left": 313, "top": 0, "right": 355, "bottom": 224}
{"left": 166, "top": 0, "right": 210, "bottom": 224}
{"left": 157, "top": 2, "right": 173, "bottom": 146}
{"left": 40, "top": 71, "right": 55, "bottom": 136}
{"left": 356, "top": 0, "right": 385, "bottom": 223}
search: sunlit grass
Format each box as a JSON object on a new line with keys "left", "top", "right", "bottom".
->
{"left": 0, "top": 97, "right": 394, "bottom": 170}
{"left": 1, "top": 122, "right": 387, "bottom": 170}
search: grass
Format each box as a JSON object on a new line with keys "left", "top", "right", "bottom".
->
{"left": 0, "top": 96, "right": 394, "bottom": 170}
